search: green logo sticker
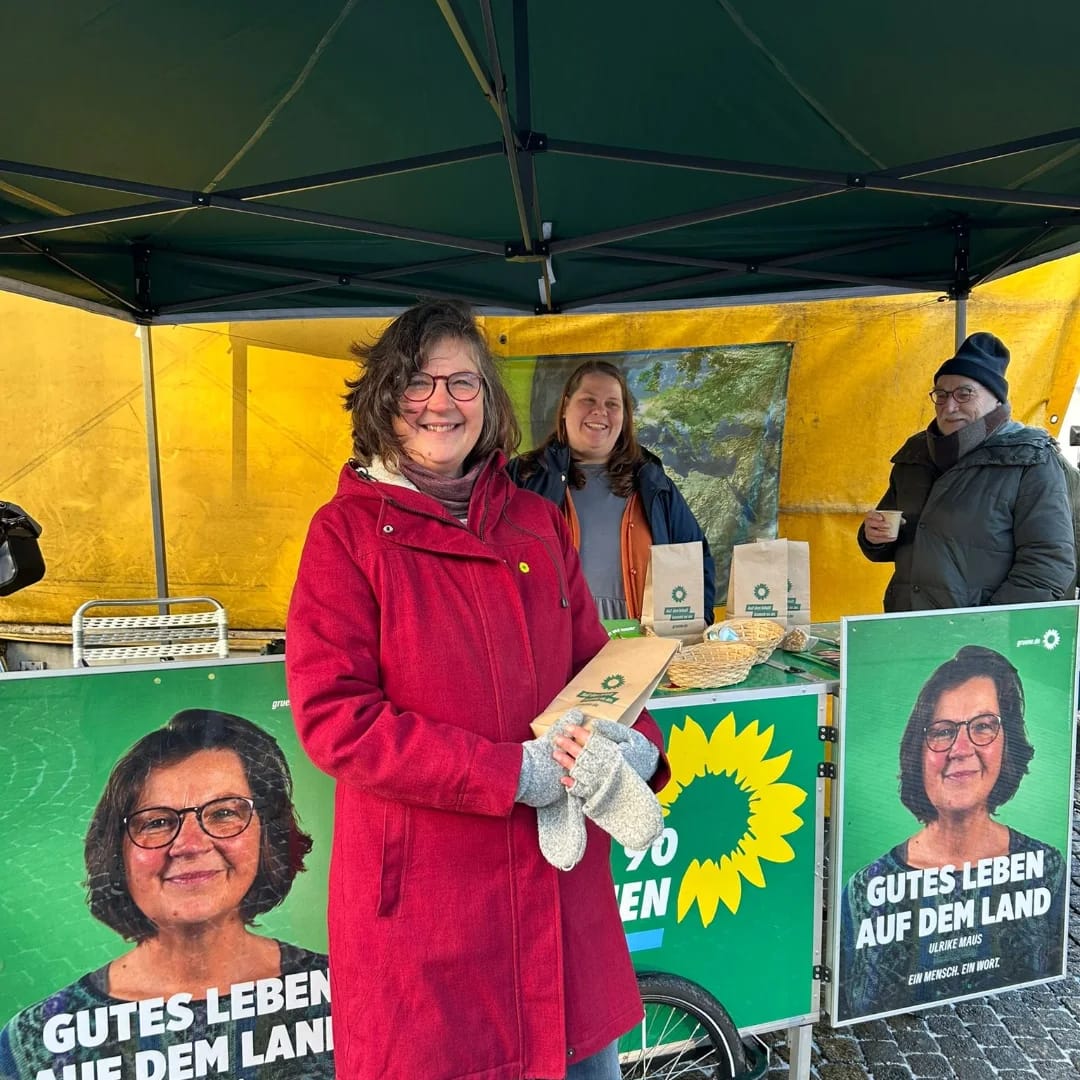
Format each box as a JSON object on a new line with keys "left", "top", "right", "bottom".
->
{"left": 753, "top": 582, "right": 770, "bottom": 600}
{"left": 671, "top": 585, "right": 687, "bottom": 603}
{"left": 601, "top": 673, "right": 626, "bottom": 691}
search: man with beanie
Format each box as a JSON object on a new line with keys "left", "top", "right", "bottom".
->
{"left": 858, "top": 331, "right": 1075, "bottom": 611}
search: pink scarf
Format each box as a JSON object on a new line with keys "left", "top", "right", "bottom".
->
{"left": 398, "top": 456, "right": 489, "bottom": 519}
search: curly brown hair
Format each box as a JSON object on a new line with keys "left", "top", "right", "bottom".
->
{"left": 343, "top": 300, "right": 520, "bottom": 470}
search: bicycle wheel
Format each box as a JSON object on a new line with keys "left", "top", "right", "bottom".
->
{"left": 619, "top": 973, "right": 748, "bottom": 1080}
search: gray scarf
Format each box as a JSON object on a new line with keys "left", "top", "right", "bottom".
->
{"left": 926, "top": 402, "right": 1011, "bottom": 470}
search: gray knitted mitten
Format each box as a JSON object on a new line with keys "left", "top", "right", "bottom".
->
{"left": 515, "top": 711, "right": 584, "bottom": 807}
{"left": 536, "top": 789, "right": 588, "bottom": 871}
{"left": 516, "top": 731, "right": 567, "bottom": 808}
{"left": 589, "top": 719, "right": 659, "bottom": 781}
{"left": 568, "top": 732, "right": 664, "bottom": 851}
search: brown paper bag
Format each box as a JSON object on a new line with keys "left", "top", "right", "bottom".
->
{"left": 728, "top": 538, "right": 811, "bottom": 628}
{"left": 530, "top": 635, "right": 679, "bottom": 737}
{"left": 785, "top": 539, "right": 811, "bottom": 627}
{"left": 727, "top": 539, "right": 787, "bottom": 623}
{"left": 640, "top": 541, "right": 707, "bottom": 644}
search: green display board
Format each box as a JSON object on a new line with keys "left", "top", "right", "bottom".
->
{"left": 613, "top": 687, "right": 825, "bottom": 1031}
{"left": 830, "top": 603, "right": 1079, "bottom": 1024}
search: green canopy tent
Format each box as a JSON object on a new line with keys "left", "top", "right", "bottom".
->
{"left": 4, "top": 0, "right": 1080, "bottom": 320}
{"left": 3, "top": 0, "right": 1080, "bottom": 593}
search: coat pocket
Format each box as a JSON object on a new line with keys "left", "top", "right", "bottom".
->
{"left": 376, "top": 801, "right": 409, "bottom": 917}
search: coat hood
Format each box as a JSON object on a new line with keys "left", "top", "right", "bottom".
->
{"left": 337, "top": 451, "right": 513, "bottom": 521}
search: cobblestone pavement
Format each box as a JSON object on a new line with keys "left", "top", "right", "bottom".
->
{"left": 758, "top": 773, "right": 1080, "bottom": 1078}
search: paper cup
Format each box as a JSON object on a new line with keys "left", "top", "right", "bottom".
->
{"left": 877, "top": 510, "right": 903, "bottom": 540}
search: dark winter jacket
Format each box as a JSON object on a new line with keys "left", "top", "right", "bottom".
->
{"left": 507, "top": 441, "right": 716, "bottom": 619}
{"left": 857, "top": 421, "right": 1075, "bottom": 611}
{"left": 1050, "top": 439, "right": 1080, "bottom": 597}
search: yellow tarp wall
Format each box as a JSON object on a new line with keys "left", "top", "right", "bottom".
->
{"left": 3, "top": 256, "right": 1080, "bottom": 629}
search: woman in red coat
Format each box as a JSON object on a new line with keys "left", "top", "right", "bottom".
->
{"left": 286, "top": 300, "right": 669, "bottom": 1080}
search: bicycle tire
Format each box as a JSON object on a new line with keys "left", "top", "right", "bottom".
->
{"left": 619, "top": 972, "right": 748, "bottom": 1080}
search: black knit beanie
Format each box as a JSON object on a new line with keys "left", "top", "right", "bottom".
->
{"left": 934, "top": 332, "right": 1010, "bottom": 402}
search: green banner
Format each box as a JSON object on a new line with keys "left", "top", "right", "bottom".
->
{"left": 830, "top": 603, "right": 1079, "bottom": 1024}
{"left": 614, "top": 688, "right": 823, "bottom": 1031}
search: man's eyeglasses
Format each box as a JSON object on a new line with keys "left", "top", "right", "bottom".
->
{"left": 923, "top": 714, "right": 1002, "bottom": 752}
{"left": 929, "top": 386, "right": 979, "bottom": 405}
{"left": 124, "top": 796, "right": 256, "bottom": 849}
{"left": 403, "top": 372, "right": 483, "bottom": 402}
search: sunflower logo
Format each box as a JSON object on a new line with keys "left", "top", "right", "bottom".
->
{"left": 753, "top": 583, "right": 770, "bottom": 600}
{"left": 601, "top": 673, "right": 626, "bottom": 691}
{"left": 1043, "top": 628, "right": 1061, "bottom": 651}
{"left": 658, "top": 712, "right": 806, "bottom": 927}
{"left": 671, "top": 585, "right": 687, "bottom": 603}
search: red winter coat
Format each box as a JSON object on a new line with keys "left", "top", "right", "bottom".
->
{"left": 286, "top": 456, "right": 669, "bottom": 1080}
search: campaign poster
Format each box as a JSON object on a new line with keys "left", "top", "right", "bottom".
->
{"left": 0, "top": 657, "right": 335, "bottom": 1080}
{"left": 829, "top": 603, "right": 1078, "bottom": 1024}
{"left": 615, "top": 687, "right": 825, "bottom": 1033}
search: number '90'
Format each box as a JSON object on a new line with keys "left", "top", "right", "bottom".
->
{"left": 624, "top": 828, "right": 678, "bottom": 871}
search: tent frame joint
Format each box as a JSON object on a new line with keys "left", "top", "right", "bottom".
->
{"left": 518, "top": 129, "right": 547, "bottom": 153}
{"left": 950, "top": 221, "right": 973, "bottom": 301}
{"left": 506, "top": 239, "right": 550, "bottom": 261}
{"left": 132, "top": 245, "right": 155, "bottom": 319}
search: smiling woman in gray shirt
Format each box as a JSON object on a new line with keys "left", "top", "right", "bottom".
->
{"left": 509, "top": 359, "right": 715, "bottom": 623}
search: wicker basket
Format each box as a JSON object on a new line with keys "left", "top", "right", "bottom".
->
{"left": 707, "top": 618, "right": 786, "bottom": 664}
{"left": 666, "top": 640, "right": 757, "bottom": 689}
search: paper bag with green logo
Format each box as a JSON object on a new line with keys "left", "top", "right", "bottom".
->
{"left": 727, "top": 538, "right": 810, "bottom": 627}
{"left": 640, "top": 540, "right": 708, "bottom": 644}
{"left": 530, "top": 635, "right": 680, "bottom": 738}
{"left": 784, "top": 539, "right": 811, "bottom": 626}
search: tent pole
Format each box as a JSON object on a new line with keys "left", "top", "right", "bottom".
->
{"left": 137, "top": 324, "right": 170, "bottom": 599}
{"left": 954, "top": 297, "right": 968, "bottom": 348}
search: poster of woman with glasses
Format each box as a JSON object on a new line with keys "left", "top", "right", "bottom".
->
{"left": 831, "top": 606, "right": 1077, "bottom": 1025}
{"left": 0, "top": 708, "right": 334, "bottom": 1080}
